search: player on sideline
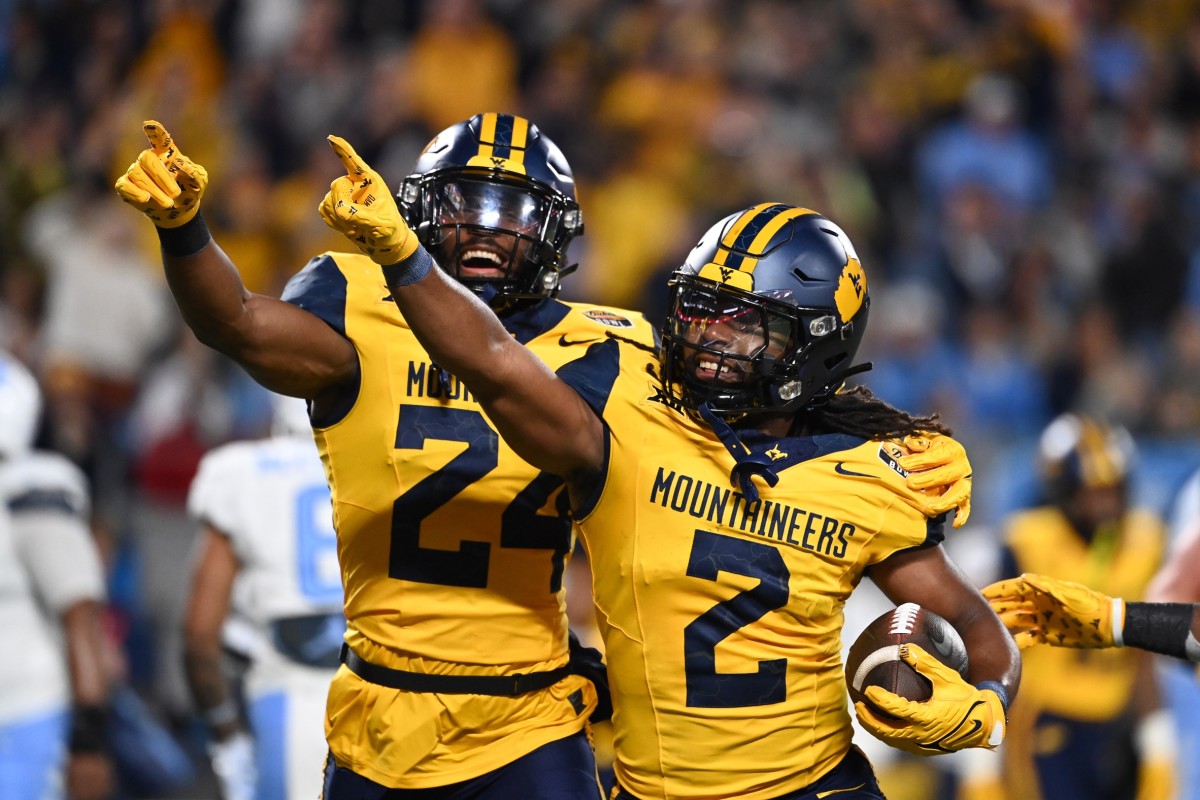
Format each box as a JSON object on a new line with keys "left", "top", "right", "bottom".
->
{"left": 0, "top": 351, "right": 115, "bottom": 800}
{"left": 182, "top": 393, "right": 343, "bottom": 800}
{"left": 310, "top": 137, "right": 1020, "bottom": 799}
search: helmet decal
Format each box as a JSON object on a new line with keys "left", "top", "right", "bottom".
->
{"left": 465, "top": 113, "right": 529, "bottom": 175}
{"left": 835, "top": 257, "right": 867, "bottom": 323}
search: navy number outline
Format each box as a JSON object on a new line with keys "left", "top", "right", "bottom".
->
{"left": 684, "top": 529, "right": 791, "bottom": 707}
{"left": 389, "top": 404, "right": 570, "bottom": 591}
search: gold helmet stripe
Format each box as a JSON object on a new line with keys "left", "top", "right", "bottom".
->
{"left": 466, "top": 113, "right": 530, "bottom": 174}
{"left": 1077, "top": 419, "right": 1124, "bottom": 487}
{"left": 700, "top": 204, "right": 815, "bottom": 290}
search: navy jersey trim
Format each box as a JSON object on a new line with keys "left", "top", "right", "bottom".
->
{"left": 556, "top": 338, "right": 620, "bottom": 520}
{"left": 282, "top": 255, "right": 349, "bottom": 337}
{"left": 502, "top": 299, "right": 572, "bottom": 345}
{"left": 8, "top": 489, "right": 81, "bottom": 517}
{"left": 281, "top": 254, "right": 360, "bottom": 428}
{"left": 735, "top": 431, "right": 868, "bottom": 473}
{"left": 556, "top": 338, "right": 621, "bottom": 417}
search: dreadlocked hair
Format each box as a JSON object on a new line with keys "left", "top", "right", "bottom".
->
{"left": 803, "top": 385, "right": 952, "bottom": 440}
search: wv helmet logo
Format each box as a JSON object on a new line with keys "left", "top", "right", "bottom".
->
{"left": 765, "top": 445, "right": 788, "bottom": 461}
{"left": 834, "top": 257, "right": 867, "bottom": 323}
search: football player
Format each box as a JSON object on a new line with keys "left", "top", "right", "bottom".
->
{"left": 979, "top": 414, "right": 1173, "bottom": 800}
{"left": 115, "top": 113, "right": 659, "bottom": 798}
{"left": 0, "top": 351, "right": 115, "bottom": 800}
{"left": 182, "top": 392, "right": 342, "bottom": 800}
{"left": 311, "top": 137, "right": 1018, "bottom": 800}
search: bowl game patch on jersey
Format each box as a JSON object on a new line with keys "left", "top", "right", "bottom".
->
{"left": 878, "top": 442, "right": 911, "bottom": 479}
{"left": 583, "top": 309, "right": 634, "bottom": 328}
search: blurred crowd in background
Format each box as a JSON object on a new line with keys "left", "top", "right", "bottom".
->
{"left": 4, "top": 0, "right": 1200, "bottom": 796}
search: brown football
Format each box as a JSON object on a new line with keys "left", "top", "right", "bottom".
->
{"left": 845, "top": 603, "right": 969, "bottom": 715}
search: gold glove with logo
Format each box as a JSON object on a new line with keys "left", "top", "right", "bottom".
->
{"left": 114, "top": 120, "right": 208, "bottom": 228}
{"left": 855, "top": 644, "right": 1006, "bottom": 756}
{"left": 982, "top": 572, "right": 1122, "bottom": 650}
{"left": 319, "top": 135, "right": 418, "bottom": 266}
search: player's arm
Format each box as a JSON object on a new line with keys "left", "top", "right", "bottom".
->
{"left": 61, "top": 598, "right": 116, "bottom": 800}
{"left": 13, "top": 500, "right": 115, "bottom": 800}
{"left": 1146, "top": 515, "right": 1200, "bottom": 604}
{"left": 115, "top": 121, "right": 356, "bottom": 400}
{"left": 856, "top": 545, "right": 1020, "bottom": 755}
{"left": 182, "top": 524, "right": 257, "bottom": 800}
{"left": 318, "top": 135, "right": 605, "bottom": 483}
{"left": 983, "top": 572, "right": 1200, "bottom": 663}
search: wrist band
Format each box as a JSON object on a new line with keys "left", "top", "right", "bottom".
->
{"left": 68, "top": 705, "right": 109, "bottom": 753}
{"left": 156, "top": 211, "right": 212, "bottom": 257}
{"left": 1124, "top": 601, "right": 1196, "bottom": 661}
{"left": 1112, "top": 597, "right": 1126, "bottom": 647}
{"left": 380, "top": 246, "right": 433, "bottom": 287}
{"left": 202, "top": 698, "right": 241, "bottom": 729}
{"left": 975, "top": 680, "right": 1010, "bottom": 713}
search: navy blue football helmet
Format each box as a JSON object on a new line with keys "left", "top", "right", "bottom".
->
{"left": 397, "top": 113, "right": 583, "bottom": 308}
{"left": 660, "top": 203, "right": 871, "bottom": 417}
{"left": 1037, "top": 413, "right": 1134, "bottom": 502}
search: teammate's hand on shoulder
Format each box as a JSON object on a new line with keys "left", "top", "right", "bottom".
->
{"left": 114, "top": 120, "right": 208, "bottom": 228}
{"left": 981, "top": 572, "right": 1121, "bottom": 650}
{"left": 319, "top": 135, "right": 418, "bottom": 266}
{"left": 893, "top": 432, "right": 972, "bottom": 527}
{"left": 854, "top": 644, "right": 1006, "bottom": 756}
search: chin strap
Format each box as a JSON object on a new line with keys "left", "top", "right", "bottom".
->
{"left": 697, "top": 404, "right": 779, "bottom": 504}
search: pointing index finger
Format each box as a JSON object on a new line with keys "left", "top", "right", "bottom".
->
{"left": 327, "top": 135, "right": 367, "bottom": 177}
{"left": 143, "top": 120, "right": 174, "bottom": 155}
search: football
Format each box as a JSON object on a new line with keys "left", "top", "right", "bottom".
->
{"left": 844, "top": 603, "right": 969, "bottom": 714}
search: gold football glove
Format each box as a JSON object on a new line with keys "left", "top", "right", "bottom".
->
{"left": 114, "top": 120, "right": 208, "bottom": 228}
{"left": 981, "top": 573, "right": 1122, "bottom": 650}
{"left": 895, "top": 433, "right": 973, "bottom": 527}
{"left": 319, "top": 135, "right": 418, "bottom": 266}
{"left": 855, "top": 644, "right": 1006, "bottom": 756}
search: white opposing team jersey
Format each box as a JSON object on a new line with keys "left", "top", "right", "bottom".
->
{"left": 187, "top": 435, "right": 342, "bottom": 626}
{"left": 0, "top": 451, "right": 99, "bottom": 722}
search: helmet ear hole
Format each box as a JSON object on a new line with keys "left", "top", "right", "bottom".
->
{"left": 824, "top": 353, "right": 848, "bottom": 372}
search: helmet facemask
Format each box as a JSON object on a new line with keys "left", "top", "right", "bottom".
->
{"left": 662, "top": 275, "right": 860, "bottom": 418}
{"left": 399, "top": 169, "right": 582, "bottom": 310}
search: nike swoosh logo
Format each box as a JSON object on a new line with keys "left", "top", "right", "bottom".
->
{"left": 943, "top": 717, "right": 984, "bottom": 750}
{"left": 559, "top": 335, "right": 599, "bottom": 347}
{"left": 834, "top": 462, "right": 873, "bottom": 478}
{"left": 817, "top": 784, "right": 867, "bottom": 798}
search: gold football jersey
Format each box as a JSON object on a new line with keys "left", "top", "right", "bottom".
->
{"left": 561, "top": 339, "right": 947, "bottom": 800}
{"left": 282, "top": 251, "right": 657, "bottom": 787}
{"left": 1003, "top": 506, "right": 1165, "bottom": 722}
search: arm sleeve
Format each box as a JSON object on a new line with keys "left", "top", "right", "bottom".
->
{"left": 4, "top": 452, "right": 104, "bottom": 613}
{"left": 14, "top": 510, "right": 106, "bottom": 613}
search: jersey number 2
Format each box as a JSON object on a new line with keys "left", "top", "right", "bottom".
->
{"left": 389, "top": 404, "right": 570, "bottom": 592}
{"left": 685, "top": 530, "right": 790, "bottom": 708}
